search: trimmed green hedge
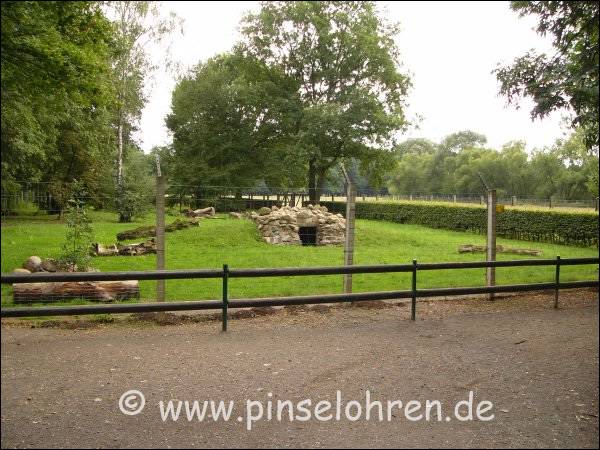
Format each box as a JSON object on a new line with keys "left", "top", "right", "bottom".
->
{"left": 198, "top": 198, "right": 279, "bottom": 212}
{"left": 320, "top": 201, "right": 599, "bottom": 247}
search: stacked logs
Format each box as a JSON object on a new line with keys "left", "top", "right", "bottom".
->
{"left": 10, "top": 256, "right": 140, "bottom": 304}
{"left": 116, "top": 218, "right": 199, "bottom": 241}
{"left": 458, "top": 244, "right": 542, "bottom": 256}
{"left": 93, "top": 239, "right": 157, "bottom": 256}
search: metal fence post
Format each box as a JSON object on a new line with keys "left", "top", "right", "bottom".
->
{"left": 411, "top": 259, "right": 417, "bottom": 321}
{"left": 222, "top": 264, "right": 229, "bottom": 331}
{"left": 554, "top": 256, "right": 560, "bottom": 309}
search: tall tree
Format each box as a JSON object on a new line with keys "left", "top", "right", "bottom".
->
{"left": 107, "top": 1, "right": 180, "bottom": 221}
{"left": 394, "top": 138, "right": 437, "bottom": 157}
{"left": 1, "top": 1, "right": 116, "bottom": 195}
{"left": 240, "top": 1, "right": 411, "bottom": 203}
{"left": 166, "top": 52, "right": 302, "bottom": 200}
{"left": 494, "top": 1, "right": 599, "bottom": 149}
{"left": 439, "top": 130, "right": 487, "bottom": 153}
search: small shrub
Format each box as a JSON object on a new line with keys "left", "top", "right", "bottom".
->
{"left": 117, "top": 188, "right": 148, "bottom": 223}
{"left": 58, "top": 181, "right": 94, "bottom": 271}
{"left": 12, "top": 200, "right": 40, "bottom": 216}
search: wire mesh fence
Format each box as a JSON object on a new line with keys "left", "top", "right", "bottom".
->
{"left": 2, "top": 179, "right": 598, "bottom": 307}
{"left": 3, "top": 183, "right": 598, "bottom": 220}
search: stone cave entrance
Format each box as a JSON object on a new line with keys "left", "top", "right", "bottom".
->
{"left": 298, "top": 226, "right": 318, "bottom": 246}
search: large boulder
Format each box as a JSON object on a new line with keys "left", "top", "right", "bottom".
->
{"left": 23, "top": 256, "right": 42, "bottom": 273}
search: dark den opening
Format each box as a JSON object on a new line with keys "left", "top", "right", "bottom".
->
{"left": 298, "top": 226, "right": 317, "bottom": 246}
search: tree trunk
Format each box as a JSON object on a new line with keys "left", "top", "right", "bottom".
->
{"left": 315, "top": 169, "right": 328, "bottom": 205}
{"left": 117, "top": 118, "right": 124, "bottom": 188}
{"left": 308, "top": 160, "right": 318, "bottom": 204}
{"left": 116, "top": 116, "right": 130, "bottom": 222}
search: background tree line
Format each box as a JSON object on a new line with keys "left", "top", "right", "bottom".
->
{"left": 387, "top": 128, "right": 598, "bottom": 200}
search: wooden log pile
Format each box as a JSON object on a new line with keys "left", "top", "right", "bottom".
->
{"left": 93, "top": 239, "right": 157, "bottom": 256}
{"left": 13, "top": 280, "right": 140, "bottom": 303}
{"left": 458, "top": 244, "right": 542, "bottom": 256}
{"left": 116, "top": 218, "right": 199, "bottom": 241}
{"left": 11, "top": 256, "right": 140, "bottom": 303}
{"left": 183, "top": 206, "right": 215, "bottom": 218}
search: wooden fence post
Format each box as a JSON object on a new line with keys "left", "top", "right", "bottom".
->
{"left": 156, "top": 173, "right": 166, "bottom": 303}
{"left": 341, "top": 166, "right": 356, "bottom": 294}
{"left": 486, "top": 189, "right": 497, "bottom": 301}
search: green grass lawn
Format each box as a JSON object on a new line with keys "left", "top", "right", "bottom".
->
{"left": 1, "top": 210, "right": 598, "bottom": 306}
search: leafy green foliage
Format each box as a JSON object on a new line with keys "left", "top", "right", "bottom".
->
{"left": 115, "top": 147, "right": 155, "bottom": 222}
{"left": 440, "top": 131, "right": 487, "bottom": 153}
{"left": 108, "top": 1, "right": 181, "bottom": 223}
{"left": 58, "top": 181, "right": 94, "bottom": 271}
{"left": 1, "top": 2, "right": 179, "bottom": 221}
{"left": 1, "top": 1, "right": 116, "bottom": 189}
{"left": 166, "top": 52, "right": 301, "bottom": 193}
{"left": 239, "top": 1, "right": 411, "bottom": 202}
{"left": 494, "top": 1, "right": 599, "bottom": 149}
{"left": 115, "top": 185, "right": 145, "bottom": 224}
{"left": 388, "top": 129, "right": 599, "bottom": 200}
{"left": 10, "top": 201, "right": 41, "bottom": 216}
{"left": 321, "top": 201, "right": 599, "bottom": 247}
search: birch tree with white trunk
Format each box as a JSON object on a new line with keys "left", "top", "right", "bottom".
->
{"left": 107, "top": 1, "right": 181, "bottom": 222}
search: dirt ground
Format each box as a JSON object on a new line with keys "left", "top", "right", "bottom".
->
{"left": 1, "top": 290, "right": 599, "bottom": 449}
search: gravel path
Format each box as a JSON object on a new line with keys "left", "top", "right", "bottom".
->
{"left": 1, "top": 290, "right": 598, "bottom": 448}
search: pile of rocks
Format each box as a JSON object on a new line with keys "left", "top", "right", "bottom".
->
{"left": 14, "top": 256, "right": 61, "bottom": 274}
{"left": 250, "top": 205, "right": 346, "bottom": 245}
{"left": 13, "top": 255, "right": 100, "bottom": 274}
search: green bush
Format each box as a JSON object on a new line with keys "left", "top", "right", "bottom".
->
{"left": 11, "top": 200, "right": 41, "bottom": 216}
{"left": 320, "top": 201, "right": 599, "bottom": 247}
{"left": 59, "top": 182, "right": 94, "bottom": 271}
{"left": 116, "top": 188, "right": 149, "bottom": 223}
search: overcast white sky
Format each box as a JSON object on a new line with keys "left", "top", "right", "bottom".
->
{"left": 138, "top": 1, "right": 569, "bottom": 153}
